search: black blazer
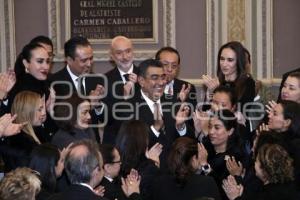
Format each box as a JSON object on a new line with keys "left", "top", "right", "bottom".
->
{"left": 126, "top": 90, "right": 194, "bottom": 150}
{"left": 162, "top": 78, "right": 197, "bottom": 129}
{"left": 7, "top": 73, "right": 50, "bottom": 110}
{"left": 152, "top": 174, "right": 221, "bottom": 200}
{"left": 104, "top": 66, "right": 139, "bottom": 101}
{"left": 49, "top": 67, "right": 77, "bottom": 98}
{"left": 0, "top": 131, "right": 38, "bottom": 172}
{"left": 49, "top": 67, "right": 104, "bottom": 143}
{"left": 99, "top": 177, "right": 126, "bottom": 200}
{"left": 99, "top": 178, "right": 142, "bottom": 200}
{"left": 2, "top": 73, "right": 57, "bottom": 143}
{"left": 48, "top": 184, "right": 108, "bottom": 200}
{"left": 101, "top": 66, "right": 140, "bottom": 144}
{"left": 51, "top": 128, "right": 96, "bottom": 150}
{"left": 236, "top": 182, "right": 300, "bottom": 200}
{"left": 118, "top": 90, "right": 194, "bottom": 170}
{"left": 163, "top": 78, "right": 197, "bottom": 110}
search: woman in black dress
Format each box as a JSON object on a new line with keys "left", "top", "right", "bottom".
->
{"left": 153, "top": 137, "right": 221, "bottom": 200}
{"left": 203, "top": 41, "right": 255, "bottom": 111}
{"left": 5, "top": 42, "right": 57, "bottom": 143}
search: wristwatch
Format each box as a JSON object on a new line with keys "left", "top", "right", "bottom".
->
{"left": 201, "top": 163, "right": 211, "bottom": 174}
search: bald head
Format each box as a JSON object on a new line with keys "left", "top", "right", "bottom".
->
{"left": 110, "top": 35, "right": 134, "bottom": 72}
{"left": 69, "top": 144, "right": 89, "bottom": 159}
{"left": 111, "top": 36, "right": 132, "bottom": 48}
{"left": 64, "top": 140, "right": 103, "bottom": 186}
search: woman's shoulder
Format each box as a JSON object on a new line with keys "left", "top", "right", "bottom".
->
{"left": 9, "top": 131, "right": 37, "bottom": 144}
{"left": 238, "top": 73, "right": 255, "bottom": 83}
{"left": 262, "top": 182, "right": 300, "bottom": 200}
{"left": 5, "top": 131, "right": 38, "bottom": 153}
{"left": 86, "top": 128, "right": 97, "bottom": 139}
{"left": 137, "top": 158, "right": 160, "bottom": 175}
{"left": 190, "top": 174, "right": 216, "bottom": 183}
{"left": 51, "top": 129, "right": 74, "bottom": 149}
{"left": 9, "top": 74, "right": 49, "bottom": 99}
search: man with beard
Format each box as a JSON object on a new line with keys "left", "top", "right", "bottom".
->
{"left": 102, "top": 36, "right": 139, "bottom": 144}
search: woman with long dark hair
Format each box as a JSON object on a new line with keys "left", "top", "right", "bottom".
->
{"left": 29, "top": 143, "right": 65, "bottom": 200}
{"left": 202, "top": 109, "right": 249, "bottom": 200}
{"left": 279, "top": 72, "right": 300, "bottom": 103}
{"left": 203, "top": 41, "right": 255, "bottom": 110}
{"left": 51, "top": 94, "right": 96, "bottom": 150}
{"left": 153, "top": 137, "right": 221, "bottom": 200}
{"left": 4, "top": 42, "right": 57, "bottom": 143}
{"left": 116, "top": 120, "right": 162, "bottom": 200}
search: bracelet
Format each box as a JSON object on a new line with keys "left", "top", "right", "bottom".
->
{"left": 201, "top": 163, "right": 211, "bottom": 174}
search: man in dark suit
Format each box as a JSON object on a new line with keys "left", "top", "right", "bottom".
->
{"left": 49, "top": 36, "right": 105, "bottom": 142}
{"left": 49, "top": 36, "right": 104, "bottom": 98}
{"left": 117, "top": 59, "right": 194, "bottom": 169}
{"left": 48, "top": 140, "right": 106, "bottom": 200}
{"left": 98, "top": 144, "right": 127, "bottom": 200}
{"left": 278, "top": 67, "right": 300, "bottom": 101}
{"left": 102, "top": 36, "right": 139, "bottom": 144}
{"left": 155, "top": 47, "right": 197, "bottom": 132}
{"left": 155, "top": 47, "right": 197, "bottom": 110}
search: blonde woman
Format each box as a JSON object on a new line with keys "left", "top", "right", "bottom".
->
{"left": 0, "top": 167, "right": 41, "bottom": 200}
{"left": 1, "top": 91, "right": 46, "bottom": 171}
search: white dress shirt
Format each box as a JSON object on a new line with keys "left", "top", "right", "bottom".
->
{"left": 140, "top": 90, "right": 186, "bottom": 137}
{"left": 117, "top": 64, "right": 134, "bottom": 84}
{"left": 66, "top": 65, "right": 86, "bottom": 93}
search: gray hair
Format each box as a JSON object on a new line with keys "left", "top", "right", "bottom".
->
{"left": 64, "top": 139, "right": 101, "bottom": 184}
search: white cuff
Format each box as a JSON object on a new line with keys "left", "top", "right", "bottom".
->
{"left": 176, "top": 124, "right": 187, "bottom": 136}
{"left": 150, "top": 125, "right": 160, "bottom": 137}
{"left": 94, "top": 103, "right": 104, "bottom": 115}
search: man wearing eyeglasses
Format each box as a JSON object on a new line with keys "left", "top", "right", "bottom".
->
{"left": 155, "top": 47, "right": 197, "bottom": 111}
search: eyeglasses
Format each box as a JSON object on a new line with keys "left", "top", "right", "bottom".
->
{"left": 110, "top": 160, "right": 122, "bottom": 164}
{"left": 146, "top": 74, "right": 167, "bottom": 81}
{"left": 161, "top": 61, "right": 179, "bottom": 69}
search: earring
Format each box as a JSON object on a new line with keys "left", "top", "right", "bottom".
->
{"left": 25, "top": 68, "right": 29, "bottom": 73}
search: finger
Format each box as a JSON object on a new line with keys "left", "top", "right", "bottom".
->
{"left": 256, "top": 129, "right": 259, "bottom": 136}
{"left": 226, "top": 160, "right": 231, "bottom": 169}
{"left": 151, "top": 143, "right": 160, "bottom": 150}
{"left": 121, "top": 177, "right": 126, "bottom": 185}
{"left": 231, "top": 156, "right": 237, "bottom": 164}
{"left": 187, "top": 83, "right": 191, "bottom": 90}
{"left": 228, "top": 175, "right": 237, "bottom": 184}
{"left": 183, "top": 84, "right": 191, "bottom": 93}
{"left": 270, "top": 100, "right": 277, "bottom": 106}
{"left": 265, "top": 105, "right": 272, "bottom": 111}
{"left": 192, "top": 112, "right": 196, "bottom": 120}
{"left": 180, "top": 84, "right": 186, "bottom": 92}
{"left": 238, "top": 161, "right": 242, "bottom": 167}
{"left": 180, "top": 103, "right": 188, "bottom": 111}
{"left": 183, "top": 105, "right": 190, "bottom": 113}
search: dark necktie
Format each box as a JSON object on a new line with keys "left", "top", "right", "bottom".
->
{"left": 76, "top": 78, "right": 86, "bottom": 95}
{"left": 123, "top": 74, "right": 130, "bottom": 82}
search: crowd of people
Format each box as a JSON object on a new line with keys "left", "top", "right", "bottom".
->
{"left": 0, "top": 35, "right": 299, "bottom": 200}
